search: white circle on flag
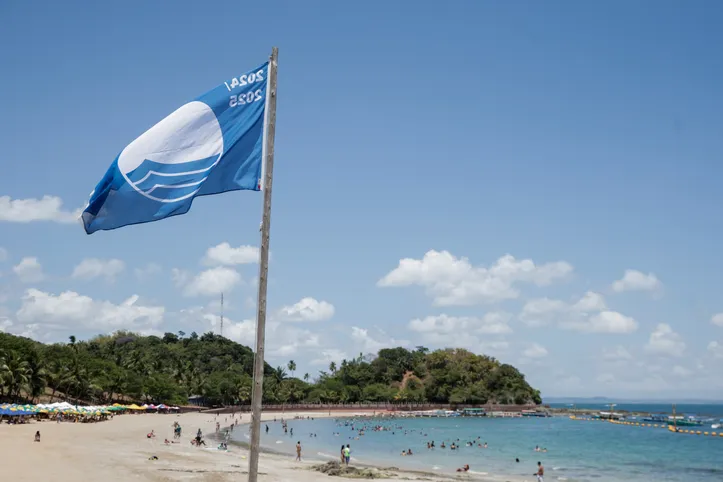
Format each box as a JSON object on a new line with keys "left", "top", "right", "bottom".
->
{"left": 117, "top": 101, "right": 224, "bottom": 203}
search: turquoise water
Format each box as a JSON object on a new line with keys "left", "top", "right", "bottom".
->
{"left": 233, "top": 414, "right": 723, "bottom": 481}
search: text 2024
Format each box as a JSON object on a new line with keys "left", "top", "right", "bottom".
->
{"left": 224, "top": 69, "right": 265, "bottom": 91}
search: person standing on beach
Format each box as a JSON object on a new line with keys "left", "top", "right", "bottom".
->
{"left": 340, "top": 445, "right": 345, "bottom": 463}
{"left": 535, "top": 461, "right": 544, "bottom": 482}
{"left": 344, "top": 444, "right": 351, "bottom": 465}
{"left": 296, "top": 441, "right": 302, "bottom": 461}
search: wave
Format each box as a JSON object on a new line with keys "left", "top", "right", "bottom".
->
{"left": 316, "top": 452, "right": 339, "bottom": 460}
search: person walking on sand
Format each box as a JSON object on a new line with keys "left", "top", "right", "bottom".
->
{"left": 535, "top": 461, "right": 544, "bottom": 482}
{"left": 296, "top": 441, "right": 302, "bottom": 461}
{"left": 34, "top": 431, "right": 40, "bottom": 442}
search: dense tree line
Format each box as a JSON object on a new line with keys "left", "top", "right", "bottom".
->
{"left": 0, "top": 331, "right": 541, "bottom": 406}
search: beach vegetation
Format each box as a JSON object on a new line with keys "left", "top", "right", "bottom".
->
{"left": 0, "top": 331, "right": 541, "bottom": 406}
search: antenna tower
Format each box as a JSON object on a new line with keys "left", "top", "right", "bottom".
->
{"left": 220, "top": 292, "right": 224, "bottom": 338}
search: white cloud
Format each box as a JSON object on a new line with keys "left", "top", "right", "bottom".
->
{"left": 612, "top": 269, "right": 662, "bottom": 293}
{"left": 520, "top": 291, "right": 606, "bottom": 327}
{"left": 645, "top": 323, "right": 685, "bottom": 357}
{"left": 408, "top": 312, "right": 513, "bottom": 335}
{"left": 135, "top": 263, "right": 162, "bottom": 280}
{"left": 311, "top": 349, "right": 348, "bottom": 367}
{"left": 72, "top": 258, "right": 125, "bottom": 282}
{"left": 0, "top": 316, "right": 12, "bottom": 332}
{"left": 269, "top": 333, "right": 320, "bottom": 357}
{"left": 193, "top": 309, "right": 321, "bottom": 358}
{"left": 519, "top": 298, "right": 568, "bottom": 327}
{"left": 711, "top": 313, "right": 723, "bottom": 327}
{"left": 16, "top": 288, "right": 164, "bottom": 333}
{"left": 407, "top": 313, "right": 511, "bottom": 356}
{"left": 350, "top": 326, "right": 409, "bottom": 352}
{"left": 523, "top": 343, "right": 548, "bottom": 359}
{"left": 202, "top": 313, "right": 257, "bottom": 345}
{"left": 0, "top": 247, "right": 7, "bottom": 262}
{"left": 0, "top": 195, "right": 80, "bottom": 223}
{"left": 13, "top": 257, "right": 45, "bottom": 283}
{"left": 277, "top": 297, "right": 335, "bottom": 322}
{"left": 171, "top": 268, "right": 190, "bottom": 287}
{"left": 563, "top": 311, "right": 638, "bottom": 334}
{"left": 183, "top": 267, "right": 241, "bottom": 297}
{"left": 520, "top": 291, "right": 635, "bottom": 333}
{"left": 378, "top": 250, "right": 572, "bottom": 306}
{"left": 571, "top": 291, "right": 607, "bottom": 312}
{"left": 707, "top": 341, "right": 723, "bottom": 359}
{"left": 602, "top": 345, "right": 633, "bottom": 361}
{"left": 203, "top": 242, "right": 260, "bottom": 266}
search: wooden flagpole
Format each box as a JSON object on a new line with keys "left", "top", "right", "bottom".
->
{"left": 247, "top": 46, "right": 278, "bottom": 482}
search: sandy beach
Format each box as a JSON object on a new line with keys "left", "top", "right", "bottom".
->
{"left": 0, "top": 410, "right": 528, "bottom": 482}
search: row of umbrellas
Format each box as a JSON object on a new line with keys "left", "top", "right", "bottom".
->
{"left": 120, "top": 403, "right": 179, "bottom": 411}
{"left": 0, "top": 401, "right": 180, "bottom": 417}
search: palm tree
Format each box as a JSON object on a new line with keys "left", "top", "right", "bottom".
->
{"left": 303, "top": 373, "right": 310, "bottom": 382}
{"left": 0, "top": 350, "right": 9, "bottom": 397}
{"left": 238, "top": 384, "right": 252, "bottom": 405}
{"left": 44, "top": 361, "right": 72, "bottom": 402}
{"left": 273, "top": 366, "right": 287, "bottom": 383}
{"left": 3, "top": 351, "right": 30, "bottom": 401}
{"left": 107, "top": 371, "right": 127, "bottom": 403}
{"left": 287, "top": 360, "right": 296, "bottom": 378}
{"left": 329, "top": 361, "right": 337, "bottom": 374}
{"left": 26, "top": 349, "right": 47, "bottom": 403}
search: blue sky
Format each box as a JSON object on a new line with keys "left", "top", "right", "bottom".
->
{"left": 1, "top": 0, "right": 723, "bottom": 399}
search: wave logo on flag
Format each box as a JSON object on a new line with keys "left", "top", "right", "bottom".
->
{"left": 82, "top": 61, "right": 269, "bottom": 234}
{"left": 118, "top": 101, "right": 224, "bottom": 203}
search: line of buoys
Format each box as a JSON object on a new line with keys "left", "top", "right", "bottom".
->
{"left": 570, "top": 416, "right": 664, "bottom": 427}
{"left": 668, "top": 425, "right": 723, "bottom": 437}
{"left": 608, "top": 420, "right": 666, "bottom": 428}
{"left": 570, "top": 415, "right": 722, "bottom": 438}
{"left": 568, "top": 415, "right": 606, "bottom": 421}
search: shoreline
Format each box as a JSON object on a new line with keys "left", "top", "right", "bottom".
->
{"left": 224, "top": 413, "right": 528, "bottom": 482}
{"left": 0, "top": 410, "right": 526, "bottom": 481}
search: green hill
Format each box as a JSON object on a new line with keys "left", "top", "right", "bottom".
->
{"left": 0, "top": 331, "right": 541, "bottom": 406}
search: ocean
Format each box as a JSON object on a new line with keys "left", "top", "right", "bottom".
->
{"left": 231, "top": 407, "right": 723, "bottom": 481}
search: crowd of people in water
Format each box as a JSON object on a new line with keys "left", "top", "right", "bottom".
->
{"left": 140, "top": 413, "right": 547, "bottom": 480}
{"left": 262, "top": 416, "right": 548, "bottom": 479}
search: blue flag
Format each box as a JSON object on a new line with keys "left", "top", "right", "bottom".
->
{"left": 82, "top": 61, "right": 269, "bottom": 234}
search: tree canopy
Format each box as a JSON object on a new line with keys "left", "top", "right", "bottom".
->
{"left": 0, "top": 331, "right": 541, "bottom": 406}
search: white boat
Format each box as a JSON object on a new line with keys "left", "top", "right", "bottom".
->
{"left": 711, "top": 423, "right": 720, "bottom": 429}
